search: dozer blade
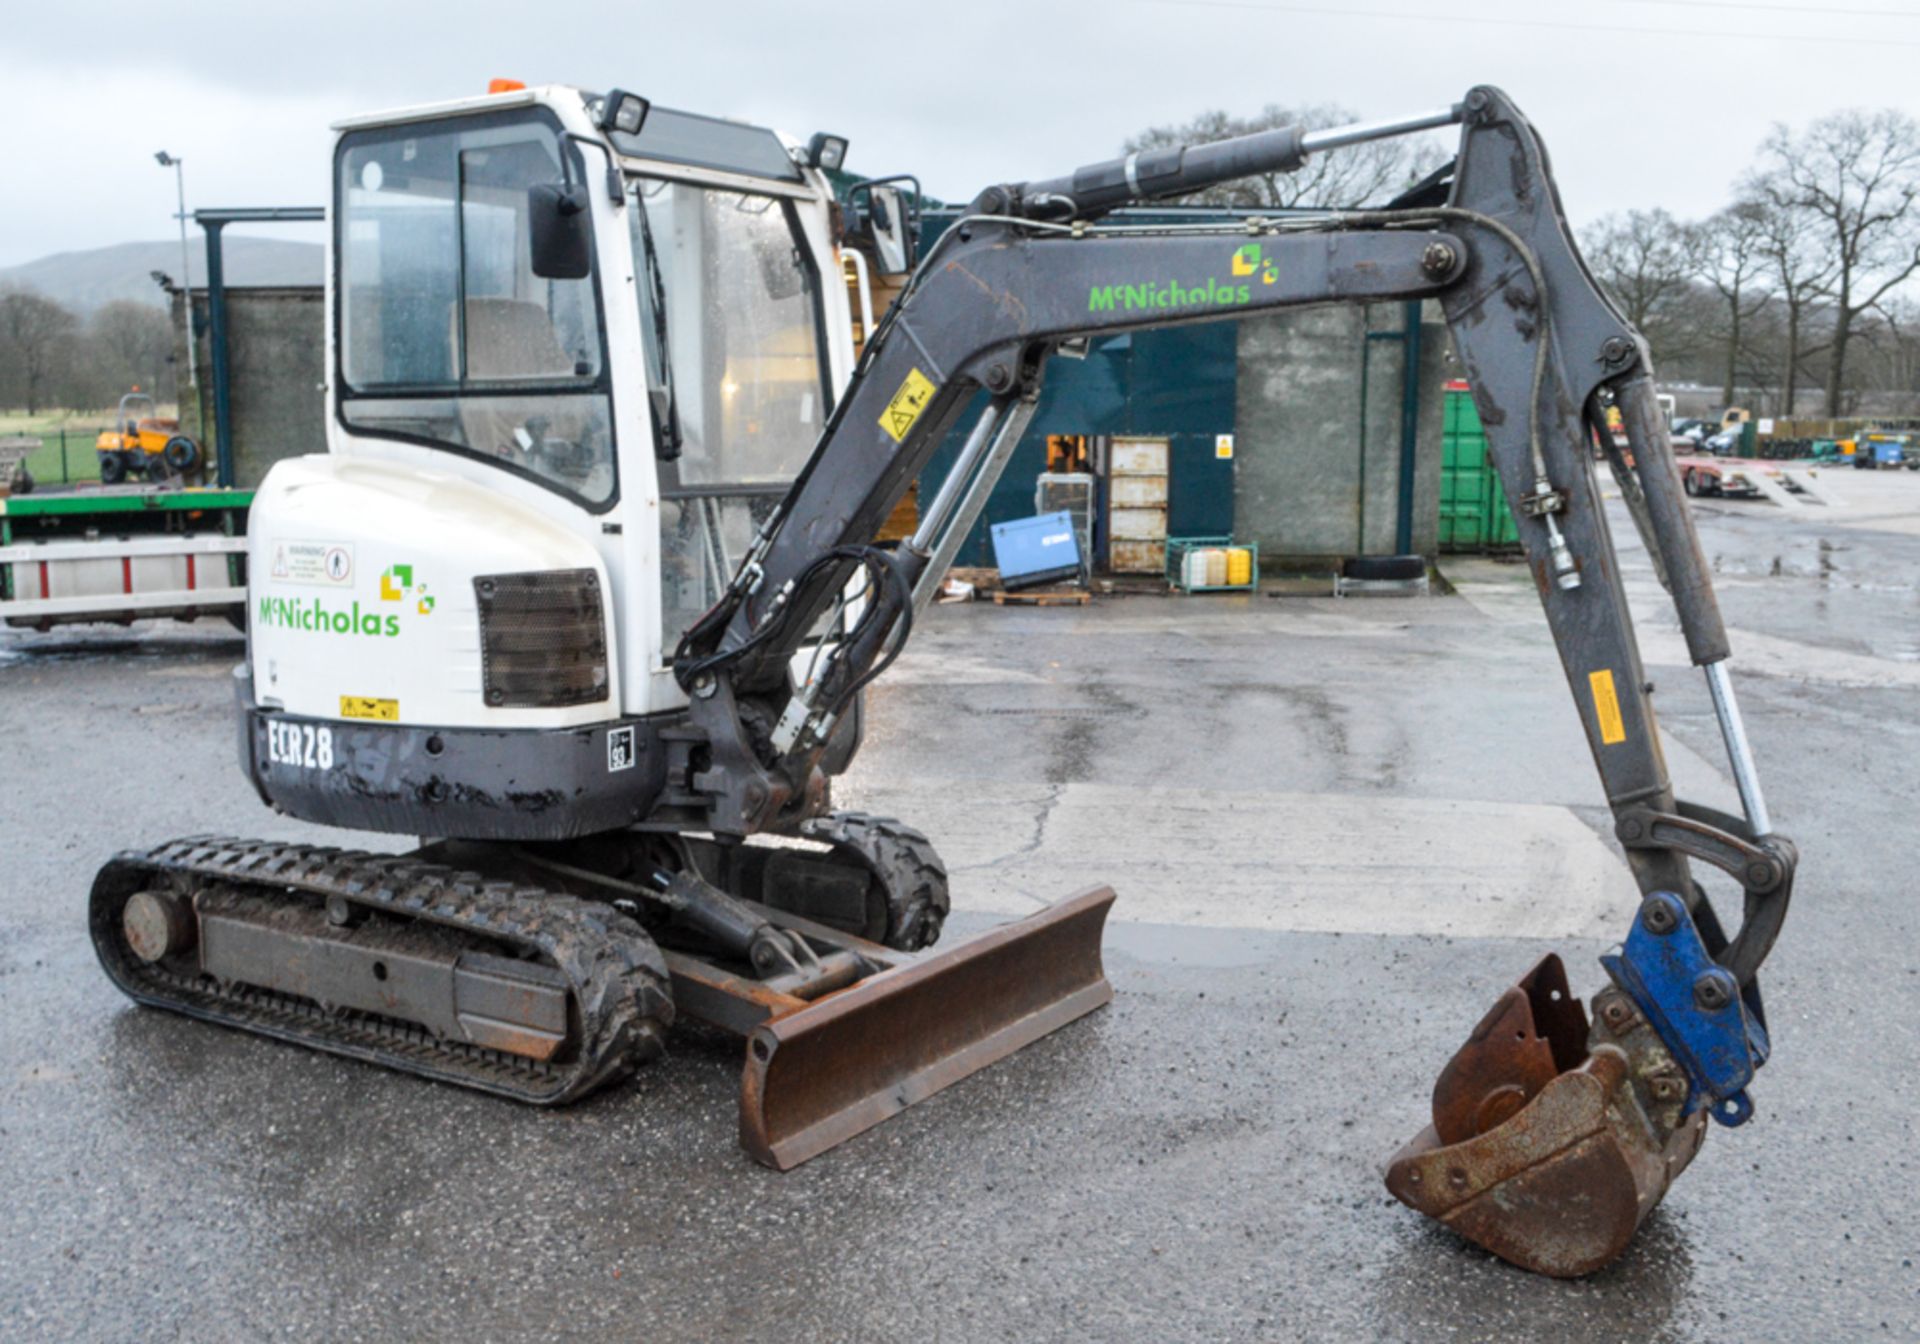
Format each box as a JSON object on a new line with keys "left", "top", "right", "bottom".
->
{"left": 737, "top": 885, "right": 1115, "bottom": 1170}
{"left": 1385, "top": 955, "right": 1707, "bottom": 1277}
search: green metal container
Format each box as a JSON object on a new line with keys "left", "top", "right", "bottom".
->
{"left": 1438, "top": 386, "right": 1520, "bottom": 552}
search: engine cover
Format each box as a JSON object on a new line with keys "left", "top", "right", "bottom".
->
{"left": 246, "top": 454, "right": 618, "bottom": 732}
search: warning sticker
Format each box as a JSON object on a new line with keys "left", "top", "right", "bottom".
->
{"left": 272, "top": 540, "right": 355, "bottom": 588}
{"left": 879, "top": 368, "right": 937, "bottom": 443}
{"left": 339, "top": 695, "right": 399, "bottom": 722}
{"left": 1588, "top": 669, "right": 1626, "bottom": 745}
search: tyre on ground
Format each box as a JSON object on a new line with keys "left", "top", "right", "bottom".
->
{"left": 1342, "top": 554, "right": 1426, "bottom": 582}
{"left": 163, "top": 436, "right": 199, "bottom": 474}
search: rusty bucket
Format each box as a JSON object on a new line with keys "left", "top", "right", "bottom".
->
{"left": 1385, "top": 955, "right": 1707, "bottom": 1277}
{"left": 738, "top": 886, "right": 1115, "bottom": 1170}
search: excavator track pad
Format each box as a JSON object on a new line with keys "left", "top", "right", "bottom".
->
{"left": 91, "top": 838, "right": 674, "bottom": 1105}
{"left": 91, "top": 838, "right": 1114, "bottom": 1169}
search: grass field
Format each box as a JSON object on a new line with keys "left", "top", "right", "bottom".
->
{"left": 0, "top": 406, "right": 178, "bottom": 487}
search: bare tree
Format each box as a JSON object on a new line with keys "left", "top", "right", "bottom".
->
{"left": 1695, "top": 200, "right": 1774, "bottom": 408}
{"left": 1742, "top": 188, "right": 1837, "bottom": 415}
{"left": 0, "top": 286, "right": 79, "bottom": 414}
{"left": 1123, "top": 104, "right": 1443, "bottom": 209}
{"left": 1758, "top": 109, "right": 1920, "bottom": 412}
{"left": 1580, "top": 209, "right": 1699, "bottom": 363}
{"left": 87, "top": 301, "right": 177, "bottom": 405}
{"left": 1853, "top": 303, "right": 1915, "bottom": 405}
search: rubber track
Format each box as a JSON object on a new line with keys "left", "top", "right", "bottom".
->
{"left": 89, "top": 836, "right": 675, "bottom": 1105}
{"left": 801, "top": 812, "right": 951, "bottom": 951}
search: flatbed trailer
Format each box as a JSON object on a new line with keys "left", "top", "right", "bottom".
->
{"left": 1675, "top": 452, "right": 1823, "bottom": 498}
{"left": 1673, "top": 454, "right": 1844, "bottom": 510}
{"left": 0, "top": 485, "right": 252, "bottom": 629}
{"left": 1676, "top": 454, "right": 1770, "bottom": 498}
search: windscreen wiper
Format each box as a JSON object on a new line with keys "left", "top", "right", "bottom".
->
{"left": 633, "top": 191, "right": 683, "bottom": 458}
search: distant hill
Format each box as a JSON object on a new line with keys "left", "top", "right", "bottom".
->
{"left": 0, "top": 237, "right": 324, "bottom": 313}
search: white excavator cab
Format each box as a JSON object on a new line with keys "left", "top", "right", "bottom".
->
{"left": 248, "top": 84, "right": 856, "bottom": 751}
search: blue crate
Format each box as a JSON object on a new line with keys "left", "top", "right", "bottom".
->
{"left": 991, "top": 511, "right": 1083, "bottom": 590}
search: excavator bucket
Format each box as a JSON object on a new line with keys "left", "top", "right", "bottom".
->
{"left": 1385, "top": 955, "right": 1707, "bottom": 1277}
{"left": 731, "top": 886, "right": 1115, "bottom": 1170}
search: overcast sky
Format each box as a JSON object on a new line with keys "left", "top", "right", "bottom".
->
{"left": 3, "top": 0, "right": 1917, "bottom": 268}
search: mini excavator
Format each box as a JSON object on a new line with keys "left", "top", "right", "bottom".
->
{"left": 89, "top": 81, "right": 1795, "bottom": 1277}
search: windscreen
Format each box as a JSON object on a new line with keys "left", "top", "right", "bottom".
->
{"left": 630, "top": 179, "right": 826, "bottom": 486}
{"left": 629, "top": 176, "right": 829, "bottom": 648}
{"left": 336, "top": 112, "right": 616, "bottom": 507}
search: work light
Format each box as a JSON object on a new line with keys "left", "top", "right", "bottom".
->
{"left": 597, "top": 89, "right": 650, "bottom": 136}
{"left": 807, "top": 132, "right": 849, "bottom": 171}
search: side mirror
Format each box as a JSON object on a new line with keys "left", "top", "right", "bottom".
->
{"left": 529, "top": 182, "right": 592, "bottom": 280}
{"left": 864, "top": 184, "right": 915, "bottom": 274}
{"left": 844, "top": 177, "right": 921, "bottom": 277}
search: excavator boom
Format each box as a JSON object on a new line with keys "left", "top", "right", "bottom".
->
{"left": 674, "top": 85, "right": 1796, "bottom": 1275}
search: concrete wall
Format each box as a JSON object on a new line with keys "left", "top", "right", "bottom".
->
{"left": 1232, "top": 300, "right": 1450, "bottom": 564}
{"left": 186, "top": 286, "right": 327, "bottom": 489}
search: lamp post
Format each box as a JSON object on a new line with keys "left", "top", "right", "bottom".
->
{"left": 153, "top": 151, "right": 199, "bottom": 407}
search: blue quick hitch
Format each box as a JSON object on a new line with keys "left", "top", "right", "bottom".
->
{"left": 1600, "top": 891, "right": 1770, "bottom": 1128}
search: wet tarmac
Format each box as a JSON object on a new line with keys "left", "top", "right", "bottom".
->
{"left": 2, "top": 476, "right": 1916, "bottom": 1341}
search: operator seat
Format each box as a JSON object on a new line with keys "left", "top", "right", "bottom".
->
{"left": 457, "top": 298, "right": 592, "bottom": 460}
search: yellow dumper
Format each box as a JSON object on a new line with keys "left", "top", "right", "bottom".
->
{"left": 94, "top": 391, "right": 201, "bottom": 485}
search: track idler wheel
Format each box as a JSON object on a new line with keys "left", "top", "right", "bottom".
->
{"left": 1385, "top": 955, "right": 1707, "bottom": 1277}
{"left": 794, "top": 813, "right": 950, "bottom": 951}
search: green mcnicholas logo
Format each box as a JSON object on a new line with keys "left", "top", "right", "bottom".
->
{"left": 1088, "top": 242, "right": 1280, "bottom": 313}
{"left": 258, "top": 562, "right": 431, "bottom": 638}
{"left": 257, "top": 595, "right": 403, "bottom": 638}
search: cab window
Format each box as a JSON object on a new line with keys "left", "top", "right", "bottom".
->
{"left": 629, "top": 177, "right": 829, "bottom": 645}
{"left": 336, "top": 113, "right": 616, "bottom": 507}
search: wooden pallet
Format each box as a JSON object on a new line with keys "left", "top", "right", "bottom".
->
{"left": 992, "top": 589, "right": 1091, "bottom": 607}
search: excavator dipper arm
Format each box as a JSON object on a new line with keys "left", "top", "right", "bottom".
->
{"left": 674, "top": 85, "right": 1797, "bottom": 1273}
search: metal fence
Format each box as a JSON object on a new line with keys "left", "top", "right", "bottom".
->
{"left": 17, "top": 427, "right": 109, "bottom": 486}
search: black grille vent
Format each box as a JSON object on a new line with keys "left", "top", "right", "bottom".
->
{"left": 475, "top": 569, "right": 610, "bottom": 708}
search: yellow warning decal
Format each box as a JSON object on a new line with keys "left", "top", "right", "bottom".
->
{"left": 340, "top": 695, "right": 400, "bottom": 722}
{"left": 879, "top": 368, "right": 937, "bottom": 443}
{"left": 1588, "top": 669, "right": 1626, "bottom": 745}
